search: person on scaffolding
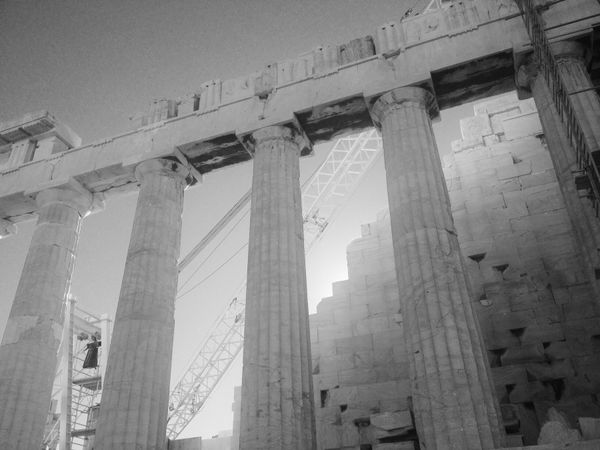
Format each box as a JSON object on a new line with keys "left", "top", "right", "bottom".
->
{"left": 83, "top": 333, "right": 101, "bottom": 369}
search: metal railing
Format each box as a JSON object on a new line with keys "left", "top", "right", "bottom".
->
{"left": 517, "top": 0, "right": 600, "bottom": 214}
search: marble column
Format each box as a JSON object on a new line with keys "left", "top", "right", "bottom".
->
{"left": 94, "top": 159, "right": 190, "bottom": 450}
{"left": 518, "top": 44, "right": 600, "bottom": 296}
{"left": 0, "top": 185, "right": 93, "bottom": 450}
{"left": 371, "top": 87, "right": 505, "bottom": 450}
{"left": 552, "top": 41, "right": 600, "bottom": 154}
{"left": 239, "top": 125, "right": 316, "bottom": 450}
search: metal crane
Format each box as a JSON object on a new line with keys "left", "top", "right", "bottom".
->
{"left": 166, "top": 128, "right": 383, "bottom": 438}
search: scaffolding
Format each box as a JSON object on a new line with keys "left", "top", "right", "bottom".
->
{"left": 43, "top": 298, "right": 111, "bottom": 450}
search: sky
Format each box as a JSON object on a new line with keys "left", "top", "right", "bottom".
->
{"left": 0, "top": 0, "right": 476, "bottom": 441}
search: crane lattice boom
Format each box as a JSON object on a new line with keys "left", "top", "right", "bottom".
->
{"left": 167, "top": 129, "right": 382, "bottom": 438}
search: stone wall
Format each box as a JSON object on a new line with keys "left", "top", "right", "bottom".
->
{"left": 309, "top": 92, "right": 600, "bottom": 449}
{"left": 446, "top": 92, "right": 600, "bottom": 445}
{"left": 310, "top": 210, "right": 416, "bottom": 450}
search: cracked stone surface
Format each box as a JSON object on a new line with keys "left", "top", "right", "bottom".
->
{"left": 94, "top": 159, "right": 189, "bottom": 450}
{"left": 371, "top": 86, "right": 505, "bottom": 450}
{"left": 239, "top": 125, "right": 316, "bottom": 450}
{"left": 0, "top": 186, "right": 92, "bottom": 450}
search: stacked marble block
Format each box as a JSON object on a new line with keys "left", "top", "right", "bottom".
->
{"left": 309, "top": 210, "right": 416, "bottom": 450}
{"left": 444, "top": 92, "right": 600, "bottom": 446}
{"left": 307, "top": 91, "right": 600, "bottom": 449}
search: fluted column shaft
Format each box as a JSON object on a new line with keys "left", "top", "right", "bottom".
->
{"left": 239, "top": 125, "right": 316, "bottom": 450}
{"left": 371, "top": 87, "right": 505, "bottom": 450}
{"left": 553, "top": 41, "right": 600, "bottom": 154}
{"left": 95, "top": 159, "right": 189, "bottom": 450}
{"left": 519, "top": 43, "right": 600, "bottom": 296}
{"left": 0, "top": 186, "right": 92, "bottom": 450}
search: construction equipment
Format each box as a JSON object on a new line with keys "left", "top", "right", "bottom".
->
{"left": 167, "top": 128, "right": 383, "bottom": 438}
{"left": 43, "top": 300, "right": 111, "bottom": 450}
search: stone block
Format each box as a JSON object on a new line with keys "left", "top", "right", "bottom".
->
{"left": 525, "top": 359, "right": 575, "bottom": 381}
{"left": 521, "top": 324, "right": 565, "bottom": 344}
{"left": 340, "top": 407, "right": 372, "bottom": 424}
{"left": 370, "top": 410, "right": 412, "bottom": 431}
{"left": 483, "top": 327, "right": 521, "bottom": 350}
{"left": 373, "top": 362, "right": 409, "bottom": 381}
{"left": 460, "top": 114, "right": 493, "bottom": 140}
{"left": 543, "top": 341, "right": 571, "bottom": 361}
{"left": 509, "top": 292, "right": 542, "bottom": 313}
{"left": 492, "top": 310, "right": 535, "bottom": 330}
{"left": 168, "top": 437, "right": 202, "bottom": 450}
{"left": 578, "top": 417, "right": 600, "bottom": 440}
{"left": 452, "top": 136, "right": 485, "bottom": 153}
{"left": 314, "top": 373, "right": 340, "bottom": 390}
{"left": 339, "top": 367, "right": 379, "bottom": 385}
{"left": 331, "top": 281, "right": 352, "bottom": 297}
{"left": 445, "top": 176, "right": 462, "bottom": 193}
{"left": 534, "top": 305, "right": 564, "bottom": 326}
{"left": 339, "top": 423, "right": 360, "bottom": 448}
{"left": 537, "top": 408, "right": 582, "bottom": 445}
{"left": 372, "top": 328, "right": 404, "bottom": 350}
{"left": 317, "top": 295, "right": 350, "bottom": 314}
{"left": 317, "top": 323, "right": 353, "bottom": 342}
{"left": 373, "top": 443, "right": 416, "bottom": 450}
{"left": 335, "top": 335, "right": 374, "bottom": 355}
{"left": 490, "top": 106, "right": 522, "bottom": 134}
{"left": 355, "top": 381, "right": 403, "bottom": 408}
{"left": 563, "top": 300, "right": 600, "bottom": 321}
{"left": 474, "top": 92, "right": 519, "bottom": 116}
{"left": 316, "top": 339, "right": 337, "bottom": 358}
{"left": 516, "top": 402, "right": 541, "bottom": 446}
{"left": 497, "top": 160, "right": 533, "bottom": 181}
{"left": 509, "top": 381, "right": 555, "bottom": 403}
{"left": 352, "top": 316, "right": 392, "bottom": 336}
{"left": 320, "top": 354, "right": 358, "bottom": 374}
{"left": 491, "top": 365, "right": 528, "bottom": 387}
{"left": 328, "top": 386, "right": 359, "bottom": 408}
{"left": 504, "top": 434, "right": 524, "bottom": 446}
{"left": 524, "top": 186, "right": 564, "bottom": 215}
{"left": 501, "top": 344, "right": 546, "bottom": 366}
{"left": 319, "top": 406, "right": 342, "bottom": 424}
{"left": 502, "top": 403, "right": 520, "bottom": 432}
{"left": 379, "top": 396, "right": 410, "bottom": 412}
{"left": 334, "top": 304, "right": 370, "bottom": 324}
{"left": 519, "top": 170, "right": 557, "bottom": 190}
{"left": 484, "top": 134, "right": 500, "bottom": 146}
{"left": 502, "top": 112, "right": 543, "bottom": 140}
{"left": 317, "top": 422, "right": 341, "bottom": 449}
{"left": 528, "top": 152, "right": 556, "bottom": 173}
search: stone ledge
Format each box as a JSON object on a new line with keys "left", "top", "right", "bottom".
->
{"left": 497, "top": 438, "right": 600, "bottom": 449}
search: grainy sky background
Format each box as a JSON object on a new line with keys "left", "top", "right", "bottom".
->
{"left": 0, "top": 0, "right": 479, "bottom": 440}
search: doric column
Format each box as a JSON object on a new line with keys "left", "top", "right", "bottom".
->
{"left": 517, "top": 44, "right": 600, "bottom": 296}
{"left": 94, "top": 159, "right": 190, "bottom": 450}
{"left": 552, "top": 41, "right": 600, "bottom": 153}
{"left": 0, "top": 184, "right": 93, "bottom": 450}
{"left": 239, "top": 125, "right": 316, "bottom": 450}
{"left": 371, "top": 86, "right": 505, "bottom": 450}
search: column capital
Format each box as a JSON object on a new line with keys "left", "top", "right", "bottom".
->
{"left": 516, "top": 40, "right": 588, "bottom": 92}
{"left": 370, "top": 86, "right": 437, "bottom": 128}
{"left": 134, "top": 158, "right": 193, "bottom": 185}
{"left": 35, "top": 183, "right": 96, "bottom": 217}
{"left": 551, "top": 40, "right": 587, "bottom": 64}
{"left": 249, "top": 125, "right": 310, "bottom": 152}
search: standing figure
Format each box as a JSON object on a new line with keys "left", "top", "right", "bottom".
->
{"left": 83, "top": 334, "right": 101, "bottom": 369}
